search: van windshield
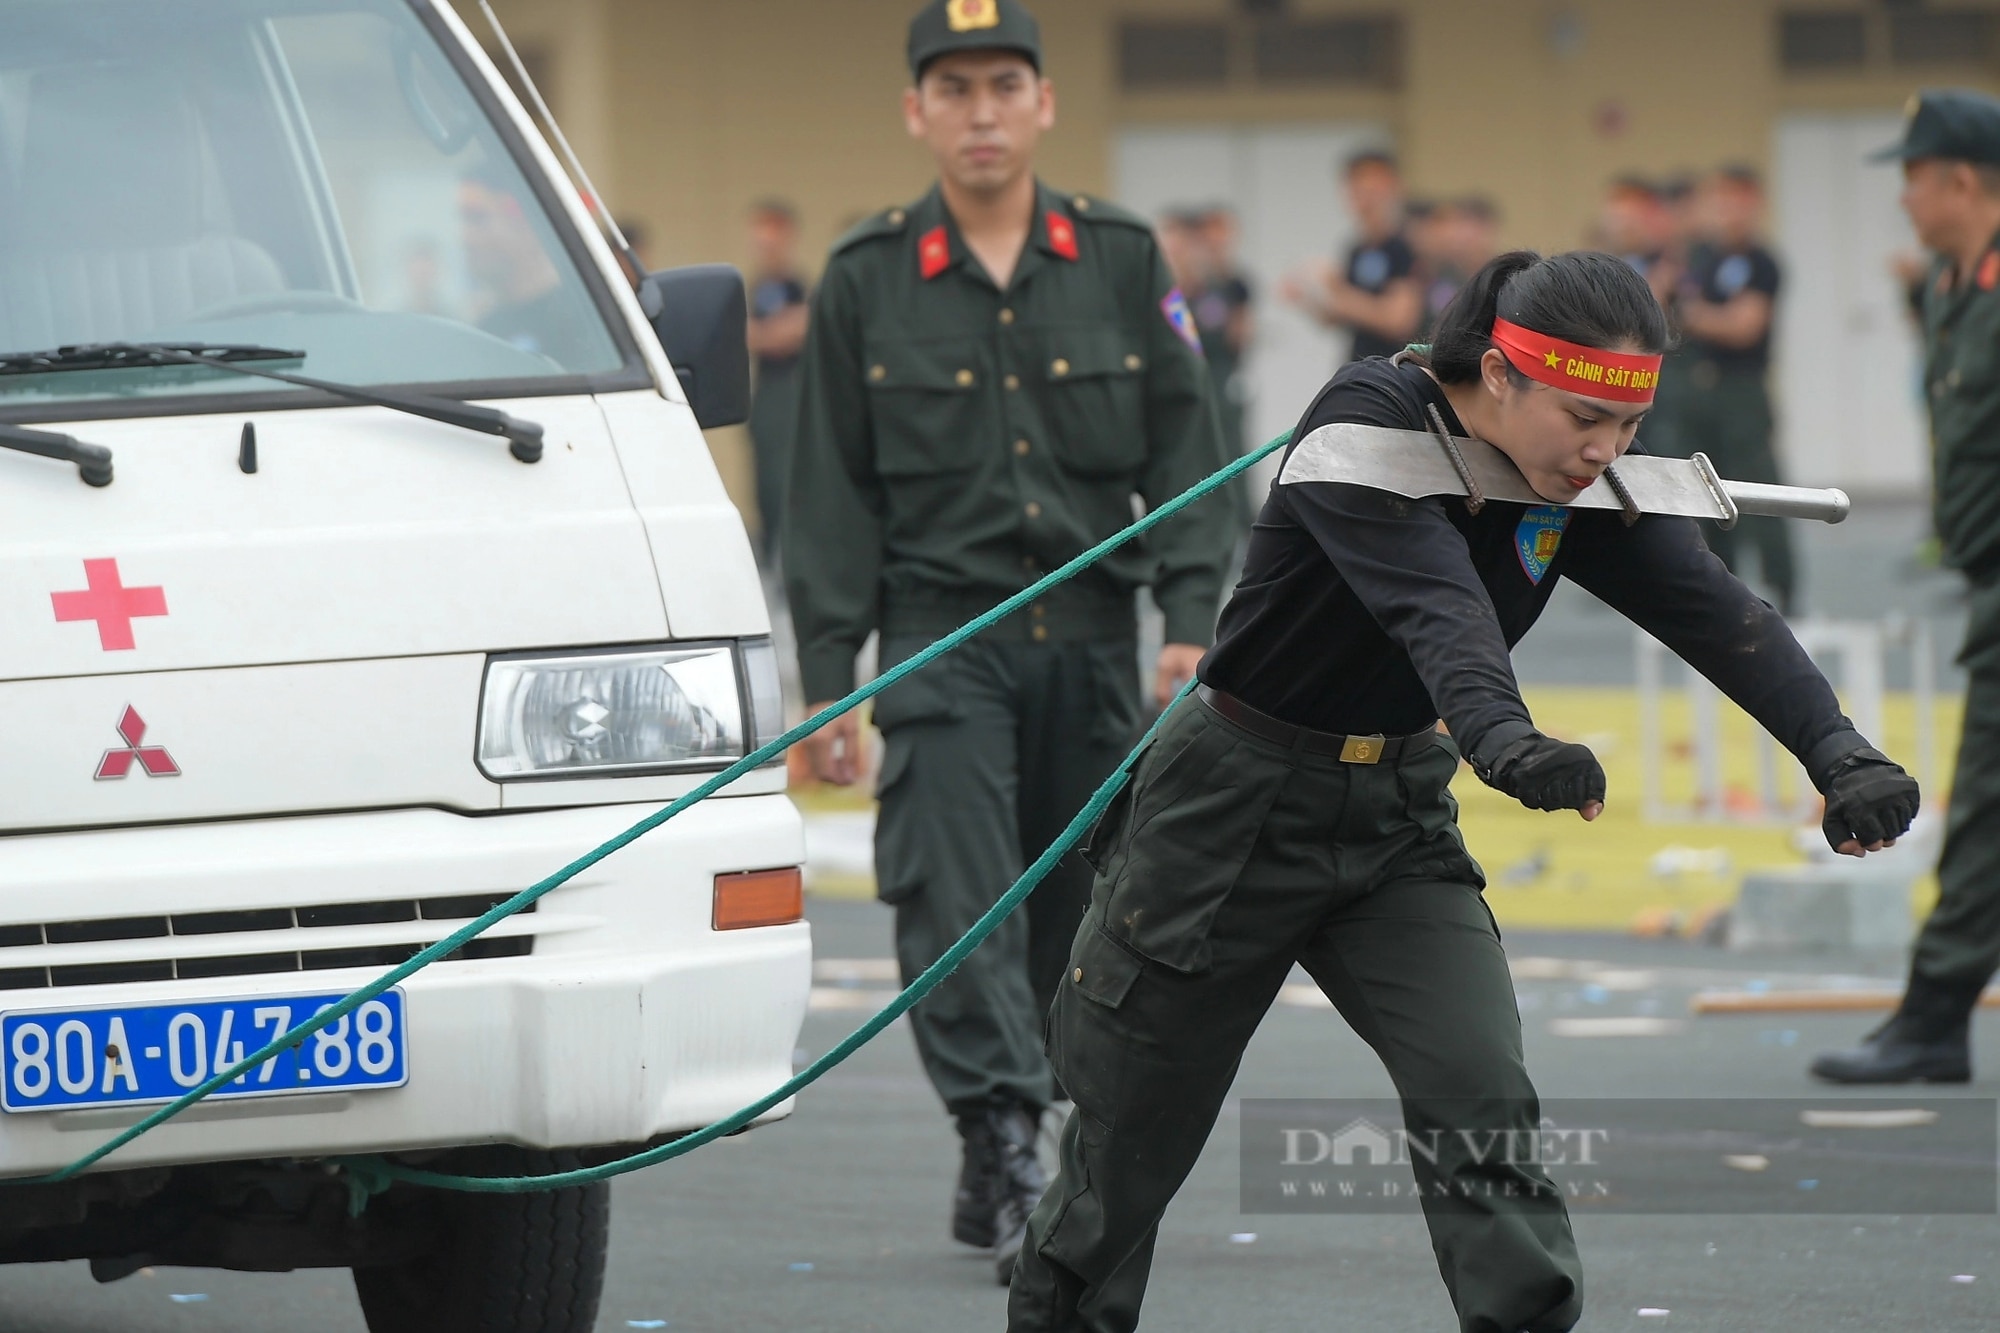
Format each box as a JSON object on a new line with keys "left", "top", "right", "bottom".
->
{"left": 0, "top": 0, "right": 632, "bottom": 411}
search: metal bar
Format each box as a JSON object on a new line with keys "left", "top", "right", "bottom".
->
{"left": 1282, "top": 424, "right": 1850, "bottom": 525}
{"left": 1723, "top": 479, "right": 1850, "bottom": 524}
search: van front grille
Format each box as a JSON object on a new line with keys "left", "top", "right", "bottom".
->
{"left": 0, "top": 895, "right": 535, "bottom": 989}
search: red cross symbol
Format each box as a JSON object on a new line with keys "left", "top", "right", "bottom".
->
{"left": 96, "top": 706, "right": 181, "bottom": 780}
{"left": 51, "top": 558, "right": 168, "bottom": 651}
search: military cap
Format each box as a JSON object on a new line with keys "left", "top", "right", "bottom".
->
{"left": 907, "top": 0, "right": 1042, "bottom": 79}
{"left": 1871, "top": 89, "right": 2000, "bottom": 166}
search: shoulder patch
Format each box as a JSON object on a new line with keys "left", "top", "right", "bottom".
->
{"left": 1515, "top": 506, "right": 1571, "bottom": 586}
{"left": 830, "top": 205, "right": 913, "bottom": 257}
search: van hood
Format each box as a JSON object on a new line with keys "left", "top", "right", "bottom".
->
{"left": 0, "top": 396, "right": 669, "bottom": 680}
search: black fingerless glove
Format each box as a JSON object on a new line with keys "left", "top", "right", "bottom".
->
{"left": 1818, "top": 746, "right": 1920, "bottom": 852}
{"left": 1473, "top": 732, "right": 1607, "bottom": 813}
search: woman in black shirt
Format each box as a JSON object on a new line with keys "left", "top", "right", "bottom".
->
{"left": 1006, "top": 252, "right": 1919, "bottom": 1332}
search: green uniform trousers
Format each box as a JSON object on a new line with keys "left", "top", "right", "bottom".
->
{"left": 874, "top": 634, "right": 1143, "bottom": 1114}
{"left": 748, "top": 359, "right": 801, "bottom": 562}
{"left": 1912, "top": 579, "right": 2000, "bottom": 1003}
{"left": 1674, "top": 366, "right": 1797, "bottom": 613}
{"left": 1008, "top": 698, "right": 1583, "bottom": 1333}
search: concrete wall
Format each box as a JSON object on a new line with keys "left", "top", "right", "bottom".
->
{"left": 475, "top": 0, "right": 2000, "bottom": 272}
{"left": 463, "top": 0, "right": 2000, "bottom": 513}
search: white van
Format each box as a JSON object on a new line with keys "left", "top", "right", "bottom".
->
{"left": 0, "top": 0, "right": 809, "bottom": 1327}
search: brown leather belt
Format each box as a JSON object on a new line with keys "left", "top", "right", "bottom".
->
{"left": 1194, "top": 684, "right": 1431, "bottom": 764}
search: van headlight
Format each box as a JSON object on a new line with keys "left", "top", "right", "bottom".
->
{"left": 477, "top": 639, "right": 785, "bottom": 779}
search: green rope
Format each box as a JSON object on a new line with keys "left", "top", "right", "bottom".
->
{"left": 30, "top": 432, "right": 1289, "bottom": 1189}
{"left": 343, "top": 675, "right": 1194, "bottom": 1195}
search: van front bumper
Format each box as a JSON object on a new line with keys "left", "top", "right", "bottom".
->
{"left": 0, "top": 796, "right": 809, "bottom": 1177}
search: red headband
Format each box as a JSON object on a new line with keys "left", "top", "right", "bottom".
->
{"left": 1489, "top": 318, "right": 1662, "bottom": 403}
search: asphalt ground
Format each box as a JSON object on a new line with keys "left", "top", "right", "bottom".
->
{"left": 0, "top": 895, "right": 1994, "bottom": 1332}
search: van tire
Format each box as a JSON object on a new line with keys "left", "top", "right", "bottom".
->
{"left": 351, "top": 1149, "right": 609, "bottom": 1333}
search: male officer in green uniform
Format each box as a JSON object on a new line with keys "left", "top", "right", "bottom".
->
{"left": 1815, "top": 90, "right": 2000, "bottom": 1084}
{"left": 783, "top": 0, "right": 1234, "bottom": 1282}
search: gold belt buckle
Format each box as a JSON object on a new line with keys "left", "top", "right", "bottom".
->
{"left": 1340, "top": 734, "right": 1386, "bottom": 765}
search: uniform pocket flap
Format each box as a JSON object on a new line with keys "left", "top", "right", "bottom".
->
{"left": 863, "top": 339, "right": 984, "bottom": 392}
{"left": 1041, "top": 327, "right": 1146, "bottom": 382}
{"left": 1070, "top": 926, "right": 1144, "bottom": 1009}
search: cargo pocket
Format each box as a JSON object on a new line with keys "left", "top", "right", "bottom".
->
{"left": 863, "top": 338, "right": 988, "bottom": 476}
{"left": 870, "top": 637, "right": 964, "bottom": 734}
{"left": 871, "top": 734, "right": 924, "bottom": 906}
{"left": 1040, "top": 326, "right": 1148, "bottom": 477}
{"left": 1099, "top": 719, "right": 1287, "bottom": 973}
{"left": 1046, "top": 921, "right": 1147, "bottom": 1131}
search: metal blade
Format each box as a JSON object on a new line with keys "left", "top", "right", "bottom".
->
{"left": 1278, "top": 423, "right": 1848, "bottom": 525}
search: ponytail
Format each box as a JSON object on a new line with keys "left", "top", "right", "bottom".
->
{"left": 1423, "top": 249, "right": 1670, "bottom": 384}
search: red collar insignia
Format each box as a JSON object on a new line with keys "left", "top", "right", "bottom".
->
{"left": 1980, "top": 251, "right": 1999, "bottom": 292}
{"left": 918, "top": 226, "right": 951, "bottom": 281}
{"left": 1046, "top": 210, "right": 1079, "bottom": 262}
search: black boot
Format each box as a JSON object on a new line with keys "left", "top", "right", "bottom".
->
{"left": 989, "top": 1100, "right": 1046, "bottom": 1286}
{"left": 952, "top": 1111, "right": 1002, "bottom": 1248}
{"left": 1810, "top": 977, "right": 1978, "bottom": 1084}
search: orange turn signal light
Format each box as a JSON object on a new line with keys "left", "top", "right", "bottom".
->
{"left": 712, "top": 867, "right": 804, "bottom": 930}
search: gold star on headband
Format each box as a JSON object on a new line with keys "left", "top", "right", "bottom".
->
{"left": 1543, "top": 349, "right": 1562, "bottom": 369}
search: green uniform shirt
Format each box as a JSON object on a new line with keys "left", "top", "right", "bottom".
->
{"left": 1924, "top": 229, "right": 2000, "bottom": 579}
{"left": 783, "top": 181, "right": 1234, "bottom": 702}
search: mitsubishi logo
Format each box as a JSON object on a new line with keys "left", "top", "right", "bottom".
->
{"left": 96, "top": 706, "right": 180, "bottom": 780}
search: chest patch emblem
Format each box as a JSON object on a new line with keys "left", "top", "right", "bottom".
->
{"left": 1161, "top": 288, "right": 1202, "bottom": 355}
{"left": 1515, "top": 505, "right": 1571, "bottom": 585}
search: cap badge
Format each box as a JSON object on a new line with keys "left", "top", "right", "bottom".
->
{"left": 947, "top": 0, "right": 1000, "bottom": 32}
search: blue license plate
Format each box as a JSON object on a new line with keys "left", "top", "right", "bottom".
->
{"left": 0, "top": 989, "right": 407, "bottom": 1112}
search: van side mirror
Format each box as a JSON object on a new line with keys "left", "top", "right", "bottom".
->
{"left": 638, "top": 265, "right": 750, "bottom": 430}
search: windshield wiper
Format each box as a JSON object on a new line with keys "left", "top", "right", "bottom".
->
{"left": 0, "top": 343, "right": 305, "bottom": 377}
{"left": 0, "top": 423, "right": 113, "bottom": 487}
{"left": 1, "top": 342, "right": 545, "bottom": 464}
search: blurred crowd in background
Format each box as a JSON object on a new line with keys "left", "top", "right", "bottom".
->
{"left": 726, "top": 149, "right": 1817, "bottom": 614}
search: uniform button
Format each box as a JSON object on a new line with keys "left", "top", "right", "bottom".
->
{"left": 887, "top": 208, "right": 906, "bottom": 226}
{"left": 1004, "top": 374, "right": 1021, "bottom": 391}
{"left": 1948, "top": 368, "right": 1963, "bottom": 388}
{"left": 1124, "top": 354, "right": 1142, "bottom": 371}
{"left": 1021, "top": 555, "right": 1037, "bottom": 570}
{"left": 998, "top": 308, "right": 1016, "bottom": 325}
{"left": 1051, "top": 358, "right": 1070, "bottom": 377}
{"left": 1024, "top": 501, "right": 1042, "bottom": 519}
{"left": 869, "top": 365, "right": 887, "bottom": 382}
{"left": 1073, "top": 966, "right": 1084, "bottom": 983}
{"left": 1014, "top": 438, "right": 1031, "bottom": 456}
{"left": 1073, "top": 196, "right": 1091, "bottom": 212}
{"left": 955, "top": 368, "right": 975, "bottom": 387}
{"left": 1032, "top": 604, "right": 1046, "bottom": 618}
{"left": 1034, "top": 625, "right": 1050, "bottom": 642}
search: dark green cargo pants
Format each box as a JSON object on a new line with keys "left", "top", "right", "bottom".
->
{"left": 873, "top": 634, "right": 1143, "bottom": 1115}
{"left": 1007, "top": 697, "right": 1583, "bottom": 1333}
{"left": 1675, "top": 366, "right": 1796, "bottom": 614}
{"left": 1912, "top": 580, "right": 2000, "bottom": 1002}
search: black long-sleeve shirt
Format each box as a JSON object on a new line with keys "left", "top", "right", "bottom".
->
{"left": 1199, "top": 357, "right": 1857, "bottom": 773}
